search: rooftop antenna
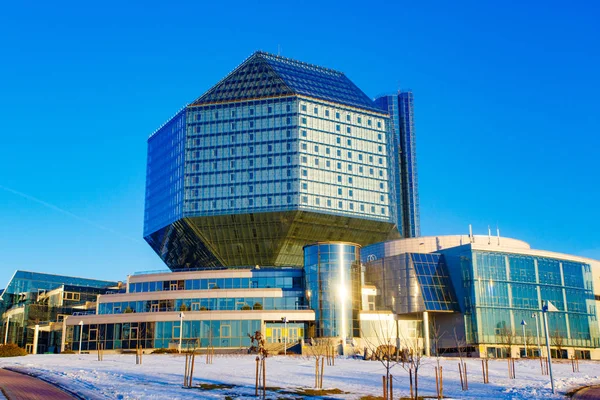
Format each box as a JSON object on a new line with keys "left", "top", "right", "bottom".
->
{"left": 277, "top": 44, "right": 281, "bottom": 56}
{"left": 497, "top": 226, "right": 501, "bottom": 246}
{"left": 469, "top": 224, "right": 474, "bottom": 243}
{"left": 488, "top": 225, "right": 491, "bottom": 245}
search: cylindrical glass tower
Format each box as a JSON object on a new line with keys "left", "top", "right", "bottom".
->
{"left": 304, "top": 242, "right": 361, "bottom": 342}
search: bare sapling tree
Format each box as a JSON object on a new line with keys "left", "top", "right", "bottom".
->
{"left": 430, "top": 321, "right": 446, "bottom": 398}
{"left": 249, "top": 331, "right": 268, "bottom": 398}
{"left": 361, "top": 316, "right": 401, "bottom": 400}
{"left": 551, "top": 329, "right": 565, "bottom": 359}
{"left": 306, "top": 338, "right": 328, "bottom": 390}
{"left": 498, "top": 326, "right": 516, "bottom": 379}
{"left": 400, "top": 335, "right": 425, "bottom": 400}
{"left": 453, "top": 327, "right": 468, "bottom": 390}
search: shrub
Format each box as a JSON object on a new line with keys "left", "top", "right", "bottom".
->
{"left": 61, "top": 350, "right": 76, "bottom": 354}
{"left": 151, "top": 348, "right": 178, "bottom": 354}
{"left": 0, "top": 344, "right": 27, "bottom": 357}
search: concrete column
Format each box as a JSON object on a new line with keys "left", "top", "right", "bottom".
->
{"left": 33, "top": 325, "right": 40, "bottom": 355}
{"left": 4, "top": 316, "right": 9, "bottom": 344}
{"left": 423, "top": 311, "right": 430, "bottom": 356}
{"left": 61, "top": 317, "right": 68, "bottom": 352}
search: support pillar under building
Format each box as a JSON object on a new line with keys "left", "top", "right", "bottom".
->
{"left": 423, "top": 311, "right": 430, "bottom": 356}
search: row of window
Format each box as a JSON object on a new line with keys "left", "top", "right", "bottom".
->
{"left": 299, "top": 103, "right": 383, "bottom": 129}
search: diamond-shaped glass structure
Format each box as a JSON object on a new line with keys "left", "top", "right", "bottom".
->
{"left": 145, "top": 52, "right": 399, "bottom": 270}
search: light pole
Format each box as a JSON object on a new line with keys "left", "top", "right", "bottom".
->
{"left": 78, "top": 321, "right": 84, "bottom": 355}
{"left": 532, "top": 313, "right": 541, "bottom": 358}
{"left": 4, "top": 316, "right": 10, "bottom": 345}
{"left": 542, "top": 301, "right": 558, "bottom": 394}
{"left": 281, "top": 317, "right": 288, "bottom": 356}
{"left": 178, "top": 312, "right": 185, "bottom": 354}
{"left": 520, "top": 319, "right": 527, "bottom": 357}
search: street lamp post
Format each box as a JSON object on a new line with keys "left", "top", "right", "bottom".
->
{"left": 281, "top": 317, "right": 288, "bottom": 356}
{"left": 542, "top": 301, "right": 557, "bottom": 394}
{"left": 532, "top": 313, "right": 541, "bottom": 358}
{"left": 520, "top": 319, "right": 527, "bottom": 357}
{"left": 78, "top": 321, "right": 84, "bottom": 355}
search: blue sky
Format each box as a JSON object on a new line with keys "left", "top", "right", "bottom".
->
{"left": 0, "top": 1, "right": 598, "bottom": 286}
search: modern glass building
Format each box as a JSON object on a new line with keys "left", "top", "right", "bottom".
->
{"left": 362, "top": 235, "right": 600, "bottom": 359}
{"left": 0, "top": 271, "right": 117, "bottom": 352}
{"left": 373, "top": 92, "right": 420, "bottom": 238}
{"left": 65, "top": 267, "right": 313, "bottom": 352}
{"left": 144, "top": 51, "right": 400, "bottom": 271}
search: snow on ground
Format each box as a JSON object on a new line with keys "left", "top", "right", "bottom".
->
{"left": 0, "top": 353, "right": 598, "bottom": 399}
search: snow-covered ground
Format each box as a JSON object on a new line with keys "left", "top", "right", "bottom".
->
{"left": 0, "top": 353, "right": 598, "bottom": 399}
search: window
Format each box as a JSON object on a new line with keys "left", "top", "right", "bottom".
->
{"left": 302, "top": 169, "right": 307, "bottom": 176}
{"left": 357, "top": 117, "right": 362, "bottom": 123}
{"left": 302, "top": 130, "right": 307, "bottom": 137}
{"left": 249, "top": 109, "right": 254, "bottom": 115}
{"left": 268, "top": 144, "right": 273, "bottom": 152}
{"left": 377, "top": 133, "right": 382, "bottom": 140}
{"left": 248, "top": 185, "right": 253, "bottom": 192}
{"left": 316, "top": 198, "right": 320, "bottom": 205}
{"left": 336, "top": 137, "right": 341, "bottom": 144}
{"left": 231, "top": 110, "right": 236, "bottom": 117}
{"left": 379, "top": 158, "right": 383, "bottom": 164}
{"left": 301, "top": 104, "right": 307, "bottom": 111}
{"left": 314, "top": 145, "right": 319, "bottom": 152}
{"left": 286, "top": 104, "right": 291, "bottom": 112}
{"left": 347, "top": 127, "right": 351, "bottom": 134}
{"left": 250, "top": 133, "right": 254, "bottom": 140}
{"left": 231, "top": 135, "right": 236, "bottom": 142}
{"left": 325, "top": 110, "right": 330, "bottom": 117}
{"left": 327, "top": 199, "right": 332, "bottom": 206}
{"left": 301, "top": 143, "right": 307, "bottom": 150}
{"left": 380, "top": 183, "right": 384, "bottom": 189}
{"left": 326, "top": 148, "right": 330, "bottom": 155}
{"left": 348, "top": 152, "right": 352, "bottom": 158}
{"left": 268, "top": 157, "right": 272, "bottom": 165}
{"left": 231, "top": 174, "right": 235, "bottom": 181}
{"left": 368, "top": 119, "right": 372, "bottom": 126}
{"left": 347, "top": 164, "right": 353, "bottom": 171}
{"left": 249, "top": 121, "right": 254, "bottom": 128}
{"left": 268, "top": 106, "right": 273, "bottom": 113}
{"left": 338, "top": 188, "right": 342, "bottom": 195}
{"left": 314, "top": 158, "right": 319, "bottom": 165}
{"left": 337, "top": 162, "right": 342, "bottom": 169}
{"left": 347, "top": 139, "right": 352, "bottom": 146}
{"left": 346, "top": 114, "right": 351, "bottom": 121}
{"left": 302, "top": 183, "right": 308, "bottom": 190}
{"left": 336, "top": 150, "right": 341, "bottom": 157}
{"left": 358, "top": 154, "right": 363, "bottom": 161}
{"left": 249, "top": 146, "right": 254, "bottom": 153}
{"left": 348, "top": 177, "right": 353, "bottom": 184}
{"left": 337, "top": 175, "right": 342, "bottom": 182}
{"left": 326, "top": 160, "right": 331, "bottom": 167}
{"left": 377, "top": 121, "right": 382, "bottom": 128}
{"left": 301, "top": 156, "right": 307, "bottom": 164}
{"left": 301, "top": 117, "right": 307, "bottom": 124}
{"left": 302, "top": 196, "right": 308, "bottom": 203}
{"left": 336, "top": 125, "right": 341, "bottom": 132}
{"left": 349, "top": 189, "right": 353, "bottom": 197}
{"left": 314, "top": 107, "right": 318, "bottom": 114}
{"left": 338, "top": 201, "right": 343, "bottom": 208}
{"left": 349, "top": 203, "right": 354, "bottom": 210}
{"left": 335, "top": 112, "right": 340, "bottom": 119}
{"left": 369, "top": 156, "right": 373, "bottom": 163}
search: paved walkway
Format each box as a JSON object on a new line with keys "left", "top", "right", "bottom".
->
{"left": 573, "top": 385, "right": 600, "bottom": 400}
{"left": 0, "top": 369, "right": 77, "bottom": 400}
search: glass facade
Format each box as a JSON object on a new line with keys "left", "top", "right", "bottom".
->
{"left": 70, "top": 320, "right": 263, "bottom": 351}
{"left": 304, "top": 243, "right": 361, "bottom": 340}
{"left": 364, "top": 253, "right": 458, "bottom": 314}
{"left": 373, "top": 92, "right": 420, "bottom": 238}
{"left": 143, "top": 51, "right": 398, "bottom": 271}
{"left": 440, "top": 247, "right": 600, "bottom": 349}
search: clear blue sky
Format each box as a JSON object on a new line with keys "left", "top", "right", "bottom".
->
{"left": 1, "top": 1, "right": 598, "bottom": 286}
